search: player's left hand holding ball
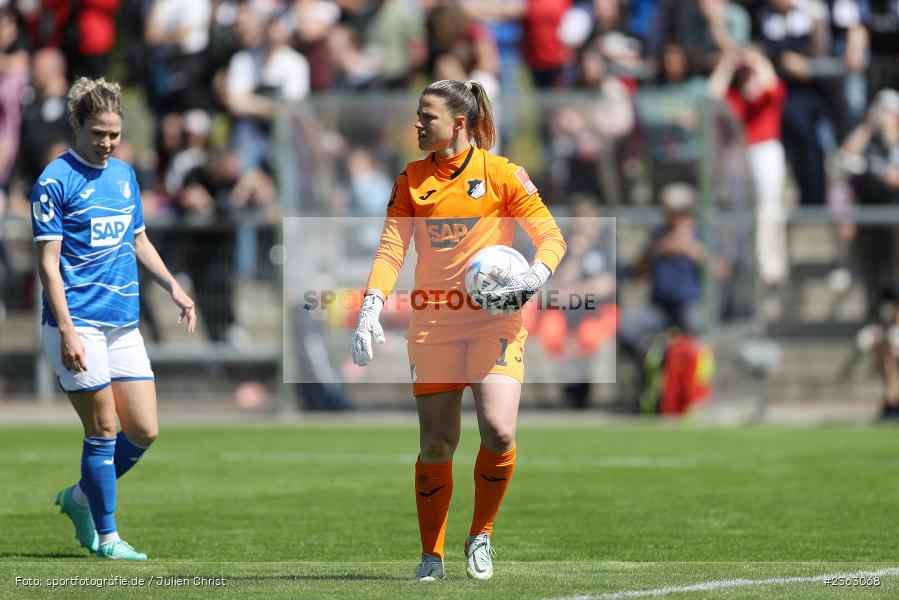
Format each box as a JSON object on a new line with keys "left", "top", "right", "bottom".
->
{"left": 172, "top": 285, "right": 197, "bottom": 333}
{"left": 482, "top": 262, "right": 551, "bottom": 315}
{"left": 352, "top": 293, "right": 385, "bottom": 366}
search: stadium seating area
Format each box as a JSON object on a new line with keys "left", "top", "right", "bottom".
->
{"left": 1, "top": 0, "right": 898, "bottom": 412}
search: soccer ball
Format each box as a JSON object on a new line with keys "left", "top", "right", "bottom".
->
{"left": 465, "top": 245, "right": 530, "bottom": 307}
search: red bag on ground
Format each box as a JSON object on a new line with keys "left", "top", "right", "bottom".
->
{"left": 659, "top": 334, "right": 713, "bottom": 415}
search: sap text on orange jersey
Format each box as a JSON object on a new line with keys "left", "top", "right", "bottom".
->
{"left": 426, "top": 217, "right": 480, "bottom": 248}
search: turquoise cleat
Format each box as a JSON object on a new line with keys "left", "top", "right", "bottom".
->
{"left": 55, "top": 486, "right": 99, "bottom": 553}
{"left": 96, "top": 539, "right": 148, "bottom": 561}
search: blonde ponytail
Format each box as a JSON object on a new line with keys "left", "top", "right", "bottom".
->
{"left": 467, "top": 81, "right": 496, "bottom": 151}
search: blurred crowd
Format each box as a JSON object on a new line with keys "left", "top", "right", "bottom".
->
{"left": 0, "top": 0, "right": 894, "bottom": 201}
{"left": 0, "top": 0, "right": 898, "bottom": 346}
{"left": 0, "top": 0, "right": 897, "bottom": 414}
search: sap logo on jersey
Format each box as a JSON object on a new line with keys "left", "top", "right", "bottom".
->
{"left": 427, "top": 217, "right": 480, "bottom": 248}
{"left": 90, "top": 215, "right": 132, "bottom": 247}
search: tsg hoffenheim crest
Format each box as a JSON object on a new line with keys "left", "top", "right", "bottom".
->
{"left": 118, "top": 180, "right": 131, "bottom": 199}
{"left": 467, "top": 179, "right": 486, "bottom": 199}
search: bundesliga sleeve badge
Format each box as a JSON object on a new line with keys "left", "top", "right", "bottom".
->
{"left": 514, "top": 167, "right": 537, "bottom": 195}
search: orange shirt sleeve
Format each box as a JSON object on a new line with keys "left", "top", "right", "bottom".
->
{"left": 366, "top": 171, "right": 415, "bottom": 296}
{"left": 501, "top": 161, "right": 567, "bottom": 272}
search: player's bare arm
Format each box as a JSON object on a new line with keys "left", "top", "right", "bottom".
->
{"left": 36, "top": 239, "right": 87, "bottom": 372}
{"left": 134, "top": 230, "right": 196, "bottom": 332}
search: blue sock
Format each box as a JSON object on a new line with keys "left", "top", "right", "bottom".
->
{"left": 114, "top": 431, "right": 147, "bottom": 479}
{"left": 80, "top": 436, "right": 117, "bottom": 535}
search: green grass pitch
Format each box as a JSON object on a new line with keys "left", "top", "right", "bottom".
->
{"left": 1, "top": 423, "right": 897, "bottom": 599}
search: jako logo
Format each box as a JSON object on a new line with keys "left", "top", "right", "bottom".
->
{"left": 90, "top": 215, "right": 132, "bottom": 247}
{"left": 426, "top": 217, "right": 480, "bottom": 248}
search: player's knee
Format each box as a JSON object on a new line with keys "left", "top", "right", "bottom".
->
{"left": 93, "top": 424, "right": 118, "bottom": 439}
{"left": 420, "top": 436, "right": 457, "bottom": 462}
{"left": 483, "top": 425, "right": 515, "bottom": 452}
{"left": 130, "top": 427, "right": 158, "bottom": 447}
{"left": 91, "top": 415, "right": 118, "bottom": 439}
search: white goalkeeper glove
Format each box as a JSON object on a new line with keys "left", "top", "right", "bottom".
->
{"left": 481, "top": 261, "right": 551, "bottom": 316}
{"left": 351, "top": 294, "right": 385, "bottom": 366}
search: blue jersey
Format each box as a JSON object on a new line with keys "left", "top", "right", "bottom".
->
{"left": 31, "top": 150, "right": 145, "bottom": 328}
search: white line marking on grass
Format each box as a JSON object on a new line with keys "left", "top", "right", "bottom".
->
{"left": 219, "top": 452, "right": 417, "bottom": 465}
{"left": 549, "top": 567, "right": 899, "bottom": 599}
{"left": 0, "top": 450, "right": 707, "bottom": 469}
{"left": 527, "top": 456, "right": 703, "bottom": 468}
{"left": 217, "top": 452, "right": 708, "bottom": 469}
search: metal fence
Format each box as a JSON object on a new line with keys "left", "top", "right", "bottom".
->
{"left": 0, "top": 216, "right": 281, "bottom": 401}
{"left": 274, "top": 91, "right": 759, "bottom": 409}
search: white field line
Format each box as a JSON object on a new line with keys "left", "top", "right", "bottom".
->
{"left": 219, "top": 451, "right": 417, "bottom": 465}
{"left": 217, "top": 452, "right": 711, "bottom": 469}
{"left": 0, "top": 450, "right": 745, "bottom": 469}
{"left": 9, "top": 450, "right": 896, "bottom": 469}
{"left": 548, "top": 567, "right": 899, "bottom": 599}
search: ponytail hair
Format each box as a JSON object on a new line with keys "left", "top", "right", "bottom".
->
{"left": 422, "top": 79, "right": 496, "bottom": 150}
{"left": 67, "top": 77, "right": 123, "bottom": 130}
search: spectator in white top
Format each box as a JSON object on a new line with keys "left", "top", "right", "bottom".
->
{"left": 225, "top": 4, "right": 309, "bottom": 280}
{"left": 225, "top": 4, "right": 310, "bottom": 170}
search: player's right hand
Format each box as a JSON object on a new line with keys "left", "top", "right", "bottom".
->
{"left": 351, "top": 294, "right": 385, "bottom": 366}
{"left": 60, "top": 329, "right": 88, "bottom": 372}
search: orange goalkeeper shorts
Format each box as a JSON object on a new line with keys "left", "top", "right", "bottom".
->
{"left": 407, "top": 319, "right": 527, "bottom": 396}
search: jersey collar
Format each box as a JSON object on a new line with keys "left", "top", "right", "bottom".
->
{"left": 68, "top": 149, "right": 108, "bottom": 170}
{"left": 431, "top": 145, "right": 474, "bottom": 180}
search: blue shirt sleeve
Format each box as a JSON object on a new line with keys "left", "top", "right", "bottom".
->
{"left": 131, "top": 168, "right": 146, "bottom": 234}
{"left": 857, "top": 0, "right": 870, "bottom": 24}
{"left": 31, "top": 175, "right": 65, "bottom": 241}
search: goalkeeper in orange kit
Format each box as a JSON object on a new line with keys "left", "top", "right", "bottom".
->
{"left": 350, "top": 79, "right": 566, "bottom": 581}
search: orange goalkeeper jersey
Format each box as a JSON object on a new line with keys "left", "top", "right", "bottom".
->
{"left": 366, "top": 145, "right": 567, "bottom": 329}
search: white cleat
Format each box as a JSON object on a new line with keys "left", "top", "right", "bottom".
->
{"left": 414, "top": 553, "right": 446, "bottom": 581}
{"left": 465, "top": 533, "right": 496, "bottom": 580}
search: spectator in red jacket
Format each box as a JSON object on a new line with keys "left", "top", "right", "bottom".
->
{"left": 709, "top": 48, "right": 789, "bottom": 291}
{"left": 73, "top": 0, "right": 121, "bottom": 78}
{"left": 523, "top": 0, "right": 572, "bottom": 88}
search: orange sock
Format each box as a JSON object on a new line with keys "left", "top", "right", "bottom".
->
{"left": 415, "top": 458, "right": 453, "bottom": 558}
{"left": 470, "top": 445, "right": 516, "bottom": 536}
